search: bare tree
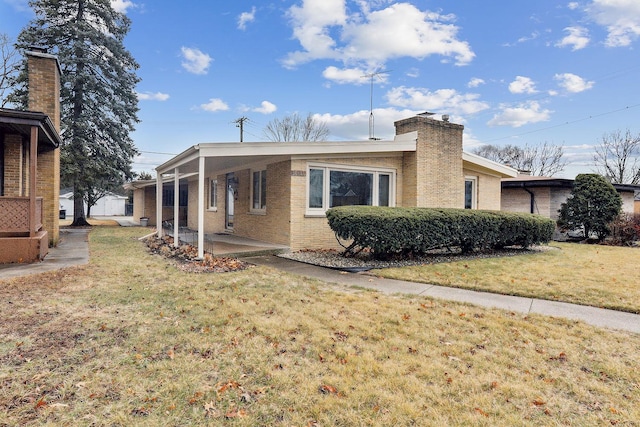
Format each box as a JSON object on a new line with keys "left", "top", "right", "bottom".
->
{"left": 529, "top": 141, "right": 567, "bottom": 177}
{"left": 263, "top": 113, "right": 329, "bottom": 142}
{"left": 472, "top": 142, "right": 567, "bottom": 176}
{"left": 593, "top": 129, "right": 640, "bottom": 184}
{"left": 0, "top": 33, "right": 21, "bottom": 107}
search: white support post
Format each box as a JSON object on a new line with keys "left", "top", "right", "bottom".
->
{"left": 156, "top": 172, "right": 163, "bottom": 237}
{"left": 197, "top": 155, "right": 205, "bottom": 259}
{"left": 173, "top": 167, "right": 180, "bottom": 247}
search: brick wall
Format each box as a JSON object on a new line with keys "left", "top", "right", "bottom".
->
{"left": 463, "top": 167, "right": 503, "bottom": 210}
{"left": 3, "top": 134, "right": 23, "bottom": 196}
{"left": 501, "top": 187, "right": 552, "bottom": 217}
{"left": 27, "top": 51, "right": 61, "bottom": 245}
{"left": 186, "top": 176, "right": 226, "bottom": 233}
{"left": 289, "top": 156, "right": 404, "bottom": 251}
{"left": 231, "top": 161, "right": 292, "bottom": 246}
{"left": 395, "top": 116, "right": 464, "bottom": 208}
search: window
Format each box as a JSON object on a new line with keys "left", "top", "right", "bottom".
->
{"left": 251, "top": 169, "right": 266, "bottom": 212}
{"left": 465, "top": 177, "right": 477, "bottom": 209}
{"left": 308, "top": 168, "right": 324, "bottom": 208}
{"left": 307, "top": 164, "right": 394, "bottom": 214}
{"left": 208, "top": 179, "right": 217, "bottom": 210}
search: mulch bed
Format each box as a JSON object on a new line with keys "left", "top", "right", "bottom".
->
{"left": 144, "top": 235, "right": 250, "bottom": 273}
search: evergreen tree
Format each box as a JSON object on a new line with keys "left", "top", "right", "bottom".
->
{"left": 11, "top": 0, "right": 140, "bottom": 226}
{"left": 557, "top": 174, "right": 622, "bottom": 241}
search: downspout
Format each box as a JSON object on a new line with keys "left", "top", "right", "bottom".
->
{"left": 521, "top": 184, "right": 535, "bottom": 214}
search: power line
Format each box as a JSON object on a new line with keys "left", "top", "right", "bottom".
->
{"left": 480, "top": 103, "right": 640, "bottom": 144}
{"left": 138, "top": 150, "right": 178, "bottom": 156}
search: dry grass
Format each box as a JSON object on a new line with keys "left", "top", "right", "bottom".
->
{"left": 59, "top": 217, "right": 120, "bottom": 227}
{"left": 0, "top": 228, "right": 639, "bottom": 426}
{"left": 373, "top": 243, "right": 640, "bottom": 314}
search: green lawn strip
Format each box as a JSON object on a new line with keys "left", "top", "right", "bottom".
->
{"left": 372, "top": 243, "right": 640, "bottom": 314}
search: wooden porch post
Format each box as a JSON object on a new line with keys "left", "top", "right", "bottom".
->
{"left": 29, "top": 126, "right": 38, "bottom": 238}
{"left": 173, "top": 167, "right": 179, "bottom": 248}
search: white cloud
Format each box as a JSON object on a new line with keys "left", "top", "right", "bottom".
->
{"left": 556, "top": 26, "right": 590, "bottom": 50}
{"left": 200, "top": 98, "right": 229, "bottom": 112}
{"left": 284, "top": 2, "right": 474, "bottom": 69}
{"left": 587, "top": 0, "right": 640, "bottom": 47}
{"left": 386, "top": 86, "right": 490, "bottom": 116}
{"left": 557, "top": 26, "right": 591, "bottom": 49}
{"left": 508, "top": 76, "right": 538, "bottom": 94}
{"left": 111, "top": 0, "right": 135, "bottom": 13}
{"left": 406, "top": 68, "right": 420, "bottom": 78}
{"left": 316, "top": 108, "right": 418, "bottom": 140}
{"left": 180, "top": 47, "right": 212, "bottom": 75}
{"left": 568, "top": 2, "right": 580, "bottom": 10}
{"left": 323, "top": 66, "right": 379, "bottom": 85}
{"left": 253, "top": 101, "right": 277, "bottom": 114}
{"left": 488, "top": 101, "right": 552, "bottom": 127}
{"left": 238, "top": 7, "right": 256, "bottom": 30}
{"left": 503, "top": 31, "right": 540, "bottom": 47}
{"left": 467, "top": 77, "right": 485, "bottom": 88}
{"left": 137, "top": 91, "right": 170, "bottom": 101}
{"left": 554, "top": 72, "right": 595, "bottom": 92}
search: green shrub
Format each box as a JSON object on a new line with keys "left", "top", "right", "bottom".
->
{"left": 326, "top": 206, "right": 555, "bottom": 259}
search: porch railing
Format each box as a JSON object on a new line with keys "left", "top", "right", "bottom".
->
{"left": 0, "top": 196, "right": 44, "bottom": 235}
{"left": 161, "top": 220, "right": 215, "bottom": 255}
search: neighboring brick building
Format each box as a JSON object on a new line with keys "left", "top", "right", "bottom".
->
{"left": 0, "top": 50, "right": 62, "bottom": 263}
{"left": 501, "top": 175, "right": 639, "bottom": 239}
{"left": 130, "top": 115, "right": 517, "bottom": 257}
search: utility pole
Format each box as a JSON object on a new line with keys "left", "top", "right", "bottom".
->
{"left": 233, "top": 116, "right": 248, "bottom": 142}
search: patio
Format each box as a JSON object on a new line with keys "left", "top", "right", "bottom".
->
{"left": 163, "top": 224, "right": 289, "bottom": 258}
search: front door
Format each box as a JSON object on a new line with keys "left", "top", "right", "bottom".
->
{"left": 225, "top": 173, "right": 236, "bottom": 230}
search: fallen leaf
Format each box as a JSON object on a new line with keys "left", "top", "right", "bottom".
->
{"left": 474, "top": 407, "right": 489, "bottom": 417}
{"left": 532, "top": 398, "right": 546, "bottom": 406}
{"left": 167, "top": 348, "right": 175, "bottom": 360}
{"left": 225, "top": 408, "right": 247, "bottom": 418}
{"left": 319, "top": 384, "right": 338, "bottom": 394}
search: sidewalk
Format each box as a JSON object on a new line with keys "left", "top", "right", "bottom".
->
{"left": 243, "top": 254, "right": 640, "bottom": 335}
{"left": 0, "top": 228, "right": 90, "bottom": 280}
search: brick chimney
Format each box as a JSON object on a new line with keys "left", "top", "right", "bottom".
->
{"left": 395, "top": 115, "right": 464, "bottom": 208}
{"left": 26, "top": 49, "right": 62, "bottom": 245}
{"left": 26, "top": 49, "right": 61, "bottom": 132}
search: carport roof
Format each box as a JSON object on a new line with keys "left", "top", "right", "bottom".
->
{"left": 155, "top": 132, "right": 419, "bottom": 176}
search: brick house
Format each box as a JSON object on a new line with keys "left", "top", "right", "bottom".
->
{"left": 501, "top": 175, "right": 638, "bottom": 220}
{"left": 0, "top": 50, "right": 61, "bottom": 263}
{"left": 501, "top": 175, "right": 639, "bottom": 240}
{"left": 131, "top": 115, "right": 517, "bottom": 257}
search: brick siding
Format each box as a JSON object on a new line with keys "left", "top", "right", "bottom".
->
{"left": 27, "top": 52, "right": 61, "bottom": 245}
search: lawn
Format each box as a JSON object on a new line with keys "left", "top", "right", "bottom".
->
{"left": 372, "top": 243, "right": 640, "bottom": 314}
{"left": 0, "top": 227, "right": 638, "bottom": 426}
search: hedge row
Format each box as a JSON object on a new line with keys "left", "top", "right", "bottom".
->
{"left": 326, "top": 206, "right": 556, "bottom": 258}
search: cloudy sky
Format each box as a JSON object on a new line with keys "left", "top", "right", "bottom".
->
{"left": 1, "top": 0, "right": 640, "bottom": 177}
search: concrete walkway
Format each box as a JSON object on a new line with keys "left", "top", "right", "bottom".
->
{"left": 0, "top": 228, "right": 90, "bottom": 280}
{"left": 243, "top": 254, "right": 640, "bottom": 335}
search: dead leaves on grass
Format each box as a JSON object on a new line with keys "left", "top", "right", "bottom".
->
{"left": 145, "top": 236, "right": 249, "bottom": 273}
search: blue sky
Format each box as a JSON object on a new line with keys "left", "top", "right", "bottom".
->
{"left": 2, "top": 0, "right": 640, "bottom": 178}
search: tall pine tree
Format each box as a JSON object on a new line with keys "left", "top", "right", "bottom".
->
{"left": 11, "top": 0, "right": 140, "bottom": 226}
